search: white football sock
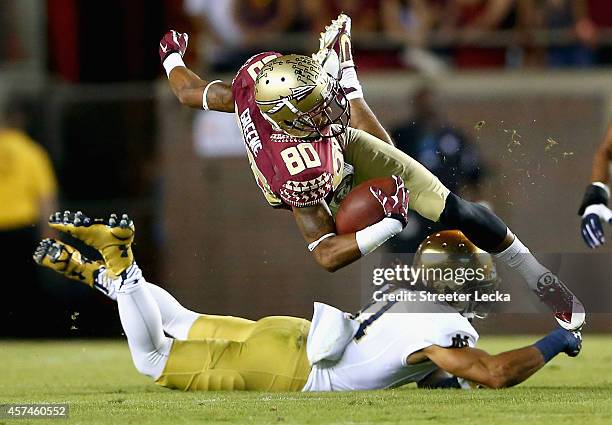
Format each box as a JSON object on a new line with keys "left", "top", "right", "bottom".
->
{"left": 116, "top": 264, "right": 172, "bottom": 379}
{"left": 146, "top": 283, "right": 200, "bottom": 340}
{"left": 493, "top": 236, "right": 550, "bottom": 292}
{"left": 340, "top": 67, "right": 363, "bottom": 100}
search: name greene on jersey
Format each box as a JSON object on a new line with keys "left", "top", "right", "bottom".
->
{"left": 232, "top": 51, "right": 345, "bottom": 209}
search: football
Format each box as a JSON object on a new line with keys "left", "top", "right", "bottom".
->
{"left": 335, "top": 176, "right": 397, "bottom": 234}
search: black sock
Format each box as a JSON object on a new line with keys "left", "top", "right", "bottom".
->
{"left": 439, "top": 193, "right": 508, "bottom": 252}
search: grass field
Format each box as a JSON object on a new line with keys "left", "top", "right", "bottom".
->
{"left": 1, "top": 336, "right": 611, "bottom": 425}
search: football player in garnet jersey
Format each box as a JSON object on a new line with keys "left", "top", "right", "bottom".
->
{"left": 33, "top": 213, "right": 582, "bottom": 391}
{"left": 159, "top": 15, "right": 584, "bottom": 331}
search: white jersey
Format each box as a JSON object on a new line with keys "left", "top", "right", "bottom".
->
{"left": 302, "top": 289, "right": 479, "bottom": 391}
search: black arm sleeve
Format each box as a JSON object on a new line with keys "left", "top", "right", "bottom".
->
{"left": 578, "top": 184, "right": 609, "bottom": 215}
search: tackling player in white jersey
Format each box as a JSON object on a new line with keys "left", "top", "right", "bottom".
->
{"left": 33, "top": 211, "right": 582, "bottom": 391}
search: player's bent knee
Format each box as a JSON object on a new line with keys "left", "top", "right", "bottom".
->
{"left": 413, "top": 192, "right": 448, "bottom": 223}
{"left": 408, "top": 178, "right": 449, "bottom": 223}
{"left": 130, "top": 346, "right": 172, "bottom": 380}
{"left": 132, "top": 357, "right": 161, "bottom": 379}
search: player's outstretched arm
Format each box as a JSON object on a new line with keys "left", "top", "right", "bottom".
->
{"left": 422, "top": 345, "right": 544, "bottom": 389}
{"left": 579, "top": 120, "right": 612, "bottom": 248}
{"left": 420, "top": 328, "right": 581, "bottom": 389}
{"left": 168, "top": 67, "right": 234, "bottom": 112}
{"left": 293, "top": 176, "right": 409, "bottom": 273}
{"left": 159, "top": 30, "right": 234, "bottom": 113}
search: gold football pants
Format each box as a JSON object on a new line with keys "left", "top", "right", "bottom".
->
{"left": 155, "top": 315, "right": 311, "bottom": 391}
{"left": 344, "top": 127, "right": 450, "bottom": 222}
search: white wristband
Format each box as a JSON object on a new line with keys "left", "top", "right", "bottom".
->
{"left": 355, "top": 218, "right": 403, "bottom": 256}
{"left": 592, "top": 182, "right": 611, "bottom": 199}
{"left": 308, "top": 233, "right": 336, "bottom": 252}
{"left": 202, "top": 80, "right": 223, "bottom": 110}
{"left": 163, "top": 53, "right": 185, "bottom": 77}
{"left": 584, "top": 204, "right": 612, "bottom": 221}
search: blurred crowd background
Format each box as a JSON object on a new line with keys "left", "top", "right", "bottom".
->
{"left": 5, "top": 0, "right": 612, "bottom": 75}
{"left": 2, "top": 0, "right": 612, "bottom": 338}
{"left": 182, "top": 0, "right": 612, "bottom": 72}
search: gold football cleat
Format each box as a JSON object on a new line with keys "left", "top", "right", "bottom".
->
{"left": 48, "top": 211, "right": 135, "bottom": 277}
{"left": 33, "top": 238, "right": 103, "bottom": 286}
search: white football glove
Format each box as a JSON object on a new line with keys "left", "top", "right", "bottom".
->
{"left": 579, "top": 183, "right": 611, "bottom": 248}
{"left": 581, "top": 204, "right": 612, "bottom": 248}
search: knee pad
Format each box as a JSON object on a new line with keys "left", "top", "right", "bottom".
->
{"left": 190, "top": 370, "right": 247, "bottom": 391}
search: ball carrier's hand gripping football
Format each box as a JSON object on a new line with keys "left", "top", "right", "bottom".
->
{"left": 369, "top": 175, "right": 410, "bottom": 228}
{"left": 352, "top": 175, "right": 409, "bottom": 256}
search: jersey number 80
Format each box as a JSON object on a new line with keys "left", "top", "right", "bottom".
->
{"left": 281, "top": 143, "right": 322, "bottom": 176}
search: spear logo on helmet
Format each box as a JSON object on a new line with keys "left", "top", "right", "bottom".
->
{"left": 256, "top": 85, "right": 318, "bottom": 115}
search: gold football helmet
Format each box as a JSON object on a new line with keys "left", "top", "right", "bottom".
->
{"left": 414, "top": 230, "right": 499, "bottom": 318}
{"left": 254, "top": 54, "right": 350, "bottom": 139}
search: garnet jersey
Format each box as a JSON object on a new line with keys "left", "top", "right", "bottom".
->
{"left": 232, "top": 52, "right": 347, "bottom": 209}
